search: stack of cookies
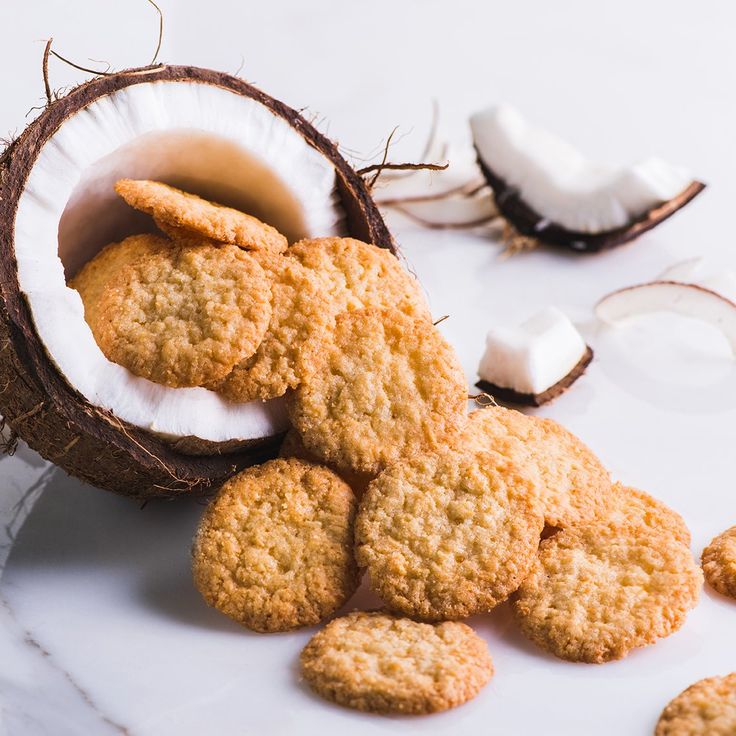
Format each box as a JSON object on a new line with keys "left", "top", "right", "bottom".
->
{"left": 72, "top": 181, "right": 730, "bottom": 725}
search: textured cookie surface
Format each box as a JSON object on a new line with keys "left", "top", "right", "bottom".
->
{"left": 214, "top": 255, "right": 335, "bottom": 401}
{"left": 607, "top": 483, "right": 691, "bottom": 547}
{"left": 95, "top": 243, "right": 271, "bottom": 387}
{"left": 192, "top": 458, "right": 359, "bottom": 633}
{"left": 70, "top": 233, "right": 171, "bottom": 327}
{"left": 513, "top": 521, "right": 702, "bottom": 663}
{"left": 115, "top": 179, "right": 288, "bottom": 254}
{"left": 356, "top": 447, "right": 543, "bottom": 620}
{"left": 655, "top": 673, "right": 736, "bottom": 735}
{"left": 462, "top": 407, "right": 611, "bottom": 528}
{"left": 288, "top": 237, "right": 430, "bottom": 319}
{"left": 300, "top": 611, "right": 493, "bottom": 714}
{"left": 702, "top": 526, "right": 736, "bottom": 599}
{"left": 289, "top": 308, "right": 468, "bottom": 474}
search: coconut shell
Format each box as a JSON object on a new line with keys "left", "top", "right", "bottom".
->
{"left": 477, "top": 153, "right": 705, "bottom": 253}
{"left": 0, "top": 65, "right": 394, "bottom": 500}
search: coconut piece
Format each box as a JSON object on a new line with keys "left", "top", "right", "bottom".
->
{"left": 659, "top": 257, "right": 736, "bottom": 303}
{"left": 595, "top": 281, "right": 736, "bottom": 355}
{"left": 470, "top": 105, "right": 704, "bottom": 252}
{"left": 475, "top": 307, "right": 593, "bottom": 406}
{"left": 0, "top": 65, "right": 393, "bottom": 499}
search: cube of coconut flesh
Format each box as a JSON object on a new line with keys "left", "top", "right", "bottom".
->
{"left": 0, "top": 66, "right": 393, "bottom": 498}
{"left": 476, "top": 307, "right": 592, "bottom": 405}
{"left": 470, "top": 105, "right": 703, "bottom": 251}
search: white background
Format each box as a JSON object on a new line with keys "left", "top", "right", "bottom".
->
{"left": 1, "top": 2, "right": 736, "bottom": 735}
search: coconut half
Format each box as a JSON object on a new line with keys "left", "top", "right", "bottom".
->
{"left": 470, "top": 105, "right": 704, "bottom": 252}
{"left": 0, "top": 65, "right": 393, "bottom": 499}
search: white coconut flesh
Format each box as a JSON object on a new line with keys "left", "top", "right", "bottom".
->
{"left": 478, "top": 306, "right": 587, "bottom": 394}
{"left": 659, "top": 257, "right": 736, "bottom": 303}
{"left": 13, "top": 80, "right": 347, "bottom": 444}
{"left": 470, "top": 105, "right": 693, "bottom": 233}
{"left": 595, "top": 282, "right": 736, "bottom": 356}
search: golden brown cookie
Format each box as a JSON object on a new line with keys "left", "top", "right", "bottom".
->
{"left": 213, "top": 255, "right": 335, "bottom": 401}
{"left": 288, "top": 237, "right": 430, "bottom": 319}
{"left": 288, "top": 308, "right": 468, "bottom": 475}
{"left": 70, "top": 233, "right": 171, "bottom": 326}
{"left": 95, "top": 243, "right": 271, "bottom": 387}
{"left": 192, "top": 458, "right": 359, "bottom": 633}
{"left": 607, "top": 483, "right": 691, "bottom": 547}
{"left": 300, "top": 611, "right": 493, "bottom": 714}
{"left": 702, "top": 526, "right": 736, "bottom": 599}
{"left": 356, "top": 447, "right": 544, "bottom": 620}
{"left": 513, "top": 520, "right": 703, "bottom": 663}
{"left": 655, "top": 674, "right": 736, "bottom": 735}
{"left": 462, "top": 407, "right": 611, "bottom": 528}
{"left": 115, "top": 179, "right": 288, "bottom": 254}
{"left": 278, "top": 429, "right": 373, "bottom": 496}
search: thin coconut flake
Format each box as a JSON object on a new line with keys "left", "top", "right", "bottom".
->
{"left": 13, "top": 80, "right": 346, "bottom": 443}
{"left": 595, "top": 281, "right": 736, "bottom": 356}
{"left": 470, "top": 105, "right": 693, "bottom": 233}
{"left": 659, "top": 257, "right": 736, "bottom": 304}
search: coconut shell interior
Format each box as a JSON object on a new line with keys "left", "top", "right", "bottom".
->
{"left": 0, "top": 65, "right": 394, "bottom": 500}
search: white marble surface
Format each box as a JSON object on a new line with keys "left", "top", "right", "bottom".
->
{"left": 2, "top": 1, "right": 736, "bottom": 734}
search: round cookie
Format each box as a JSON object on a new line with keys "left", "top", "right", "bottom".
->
{"left": 655, "top": 673, "right": 736, "bottom": 735}
{"left": 278, "top": 429, "right": 373, "bottom": 496}
{"left": 192, "top": 458, "right": 360, "bottom": 633}
{"left": 288, "top": 237, "right": 430, "bottom": 319}
{"left": 300, "top": 611, "right": 493, "bottom": 714}
{"left": 95, "top": 243, "right": 271, "bottom": 387}
{"left": 115, "top": 179, "right": 288, "bottom": 254}
{"left": 289, "top": 308, "right": 468, "bottom": 475}
{"left": 355, "top": 447, "right": 544, "bottom": 620}
{"left": 461, "top": 407, "right": 611, "bottom": 528}
{"left": 70, "top": 233, "right": 171, "bottom": 325}
{"left": 213, "top": 255, "right": 336, "bottom": 401}
{"left": 607, "top": 483, "right": 691, "bottom": 547}
{"left": 513, "top": 520, "right": 703, "bottom": 663}
{"left": 702, "top": 526, "right": 736, "bottom": 599}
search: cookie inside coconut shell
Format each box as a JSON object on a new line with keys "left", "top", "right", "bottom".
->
{"left": 0, "top": 65, "right": 394, "bottom": 500}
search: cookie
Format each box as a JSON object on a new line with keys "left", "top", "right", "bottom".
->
{"left": 192, "top": 458, "right": 359, "bottom": 633}
{"left": 355, "top": 447, "right": 544, "bottom": 620}
{"left": 288, "top": 308, "right": 468, "bottom": 475}
{"left": 115, "top": 179, "right": 288, "bottom": 254}
{"left": 300, "top": 611, "right": 493, "bottom": 714}
{"left": 70, "top": 233, "right": 171, "bottom": 326}
{"left": 607, "top": 483, "right": 691, "bottom": 547}
{"left": 278, "top": 429, "right": 373, "bottom": 496}
{"left": 288, "top": 237, "right": 430, "bottom": 319}
{"left": 95, "top": 243, "right": 271, "bottom": 387}
{"left": 461, "top": 407, "right": 611, "bottom": 528}
{"left": 702, "top": 526, "right": 736, "bottom": 599}
{"left": 655, "top": 673, "right": 736, "bottom": 735}
{"left": 513, "top": 520, "right": 703, "bottom": 663}
{"left": 213, "top": 255, "right": 336, "bottom": 401}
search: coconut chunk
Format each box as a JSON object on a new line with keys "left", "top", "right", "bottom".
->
{"left": 478, "top": 307, "right": 588, "bottom": 395}
{"left": 470, "top": 104, "right": 694, "bottom": 234}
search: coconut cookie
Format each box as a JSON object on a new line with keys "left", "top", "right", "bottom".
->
{"left": 279, "top": 430, "right": 374, "bottom": 496}
{"left": 289, "top": 308, "right": 468, "bottom": 475}
{"left": 607, "top": 483, "right": 691, "bottom": 547}
{"left": 70, "top": 233, "right": 171, "bottom": 326}
{"left": 462, "top": 407, "right": 611, "bottom": 528}
{"left": 702, "top": 526, "right": 736, "bottom": 599}
{"left": 356, "top": 447, "right": 543, "bottom": 620}
{"left": 300, "top": 612, "right": 493, "bottom": 714}
{"left": 95, "top": 243, "right": 271, "bottom": 388}
{"left": 655, "top": 673, "right": 736, "bottom": 735}
{"left": 288, "top": 237, "right": 430, "bottom": 319}
{"left": 192, "top": 458, "right": 359, "bottom": 633}
{"left": 213, "top": 256, "right": 336, "bottom": 401}
{"left": 513, "top": 521, "right": 702, "bottom": 663}
{"left": 115, "top": 179, "right": 288, "bottom": 254}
